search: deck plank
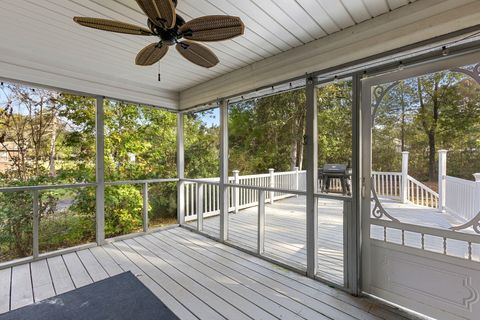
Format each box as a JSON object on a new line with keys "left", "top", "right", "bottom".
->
{"left": 76, "top": 249, "right": 109, "bottom": 282}
{"left": 0, "top": 268, "right": 11, "bottom": 313}
{"left": 132, "top": 236, "right": 280, "bottom": 320}
{"left": 47, "top": 256, "right": 75, "bottom": 294}
{"left": 30, "top": 259, "right": 55, "bottom": 302}
{"left": 144, "top": 233, "right": 316, "bottom": 320}
{"left": 166, "top": 228, "right": 369, "bottom": 320}
{"left": 62, "top": 252, "right": 93, "bottom": 288}
{"left": 101, "top": 244, "right": 200, "bottom": 320}
{"left": 88, "top": 246, "right": 123, "bottom": 277}
{"left": 117, "top": 239, "right": 248, "bottom": 320}
{"left": 10, "top": 264, "right": 33, "bottom": 310}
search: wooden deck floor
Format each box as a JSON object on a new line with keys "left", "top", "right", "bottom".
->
{"left": 188, "top": 195, "right": 475, "bottom": 286}
{"left": 0, "top": 227, "right": 417, "bottom": 320}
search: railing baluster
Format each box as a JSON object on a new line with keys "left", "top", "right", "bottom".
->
{"left": 32, "top": 190, "right": 40, "bottom": 259}
{"left": 258, "top": 189, "right": 265, "bottom": 255}
{"left": 185, "top": 184, "right": 190, "bottom": 217}
{"left": 443, "top": 237, "right": 447, "bottom": 255}
{"left": 401, "top": 230, "right": 405, "bottom": 246}
{"left": 197, "top": 183, "right": 204, "bottom": 232}
{"left": 421, "top": 233, "right": 425, "bottom": 250}
{"left": 142, "top": 183, "right": 148, "bottom": 232}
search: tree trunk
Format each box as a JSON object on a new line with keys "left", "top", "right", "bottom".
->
{"left": 428, "top": 130, "right": 436, "bottom": 180}
{"left": 290, "top": 136, "right": 297, "bottom": 170}
{"left": 49, "top": 110, "right": 57, "bottom": 177}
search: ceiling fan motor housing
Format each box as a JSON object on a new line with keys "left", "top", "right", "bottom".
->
{"left": 148, "top": 14, "right": 186, "bottom": 46}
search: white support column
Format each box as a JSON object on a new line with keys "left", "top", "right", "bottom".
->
{"left": 258, "top": 190, "right": 265, "bottom": 255}
{"left": 32, "top": 190, "right": 39, "bottom": 258}
{"left": 474, "top": 173, "right": 480, "bottom": 214}
{"left": 438, "top": 150, "right": 448, "bottom": 213}
{"left": 219, "top": 100, "right": 229, "bottom": 242}
{"left": 269, "top": 168, "right": 275, "bottom": 204}
{"left": 95, "top": 96, "right": 105, "bottom": 245}
{"left": 177, "top": 113, "right": 185, "bottom": 225}
{"left": 401, "top": 151, "right": 409, "bottom": 204}
{"left": 142, "top": 183, "right": 149, "bottom": 232}
{"left": 233, "top": 170, "right": 240, "bottom": 214}
{"left": 197, "top": 183, "right": 204, "bottom": 232}
{"left": 347, "top": 72, "right": 361, "bottom": 295}
{"left": 294, "top": 166, "right": 299, "bottom": 198}
{"left": 306, "top": 75, "right": 318, "bottom": 278}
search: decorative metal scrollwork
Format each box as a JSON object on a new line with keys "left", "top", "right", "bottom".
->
{"left": 451, "top": 63, "right": 480, "bottom": 85}
{"left": 371, "top": 181, "right": 400, "bottom": 222}
{"left": 450, "top": 211, "right": 480, "bottom": 234}
{"left": 371, "top": 81, "right": 400, "bottom": 123}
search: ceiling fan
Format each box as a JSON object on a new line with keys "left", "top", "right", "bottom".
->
{"left": 73, "top": 0, "right": 244, "bottom": 68}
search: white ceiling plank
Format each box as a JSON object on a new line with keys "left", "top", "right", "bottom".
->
{"left": 316, "top": 0, "right": 356, "bottom": 29}
{"left": 205, "top": 0, "right": 298, "bottom": 51}
{"left": 387, "top": 0, "right": 412, "bottom": 11}
{"left": 248, "top": 0, "right": 315, "bottom": 44}
{"left": 274, "top": 0, "right": 327, "bottom": 40}
{"left": 295, "top": 0, "right": 340, "bottom": 34}
{"left": 340, "top": 0, "right": 371, "bottom": 23}
{"left": 362, "top": 0, "right": 390, "bottom": 16}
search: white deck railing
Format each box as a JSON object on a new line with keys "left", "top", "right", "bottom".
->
{"left": 407, "top": 176, "right": 439, "bottom": 208}
{"left": 184, "top": 169, "right": 307, "bottom": 221}
{"left": 372, "top": 172, "right": 402, "bottom": 199}
{"left": 184, "top": 169, "right": 445, "bottom": 221}
{"left": 445, "top": 175, "right": 480, "bottom": 221}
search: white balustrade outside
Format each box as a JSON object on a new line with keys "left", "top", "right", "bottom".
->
{"left": 445, "top": 175, "right": 480, "bottom": 222}
{"left": 184, "top": 169, "right": 307, "bottom": 221}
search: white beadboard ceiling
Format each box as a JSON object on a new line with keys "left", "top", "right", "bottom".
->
{"left": 0, "top": 0, "right": 458, "bottom": 110}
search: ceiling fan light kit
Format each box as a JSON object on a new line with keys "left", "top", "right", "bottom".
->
{"left": 73, "top": 0, "right": 245, "bottom": 69}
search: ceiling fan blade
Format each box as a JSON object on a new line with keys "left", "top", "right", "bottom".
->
{"left": 176, "top": 41, "right": 219, "bottom": 68}
{"left": 135, "top": 0, "right": 176, "bottom": 29}
{"left": 73, "top": 17, "right": 152, "bottom": 35}
{"left": 136, "top": 43, "right": 169, "bottom": 66}
{"left": 179, "top": 15, "right": 244, "bottom": 42}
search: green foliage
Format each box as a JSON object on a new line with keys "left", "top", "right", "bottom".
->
{"left": 184, "top": 110, "right": 220, "bottom": 178}
{"left": 373, "top": 69, "right": 480, "bottom": 181}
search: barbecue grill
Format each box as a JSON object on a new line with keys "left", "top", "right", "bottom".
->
{"left": 319, "top": 164, "right": 351, "bottom": 195}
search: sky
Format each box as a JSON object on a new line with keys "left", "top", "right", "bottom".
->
{"left": 197, "top": 107, "right": 220, "bottom": 128}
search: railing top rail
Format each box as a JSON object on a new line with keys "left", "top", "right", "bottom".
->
{"left": 370, "top": 218, "right": 480, "bottom": 243}
{"left": 106, "top": 178, "right": 179, "bottom": 186}
{"left": 445, "top": 175, "right": 477, "bottom": 186}
{"left": 0, "top": 178, "right": 179, "bottom": 193}
{"left": 407, "top": 176, "right": 439, "bottom": 196}
{"left": 372, "top": 171, "right": 402, "bottom": 176}
{"left": 224, "top": 182, "right": 305, "bottom": 195}
{"left": 237, "top": 173, "right": 270, "bottom": 179}
{"left": 181, "top": 178, "right": 221, "bottom": 186}
{"left": 0, "top": 182, "right": 97, "bottom": 193}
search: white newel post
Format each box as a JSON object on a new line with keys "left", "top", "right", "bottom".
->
{"left": 438, "top": 150, "right": 448, "bottom": 213}
{"left": 233, "top": 170, "right": 240, "bottom": 214}
{"left": 269, "top": 168, "right": 275, "bottom": 204}
{"left": 474, "top": 173, "right": 480, "bottom": 214}
{"left": 401, "top": 151, "right": 409, "bottom": 204}
{"left": 294, "top": 167, "right": 299, "bottom": 198}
